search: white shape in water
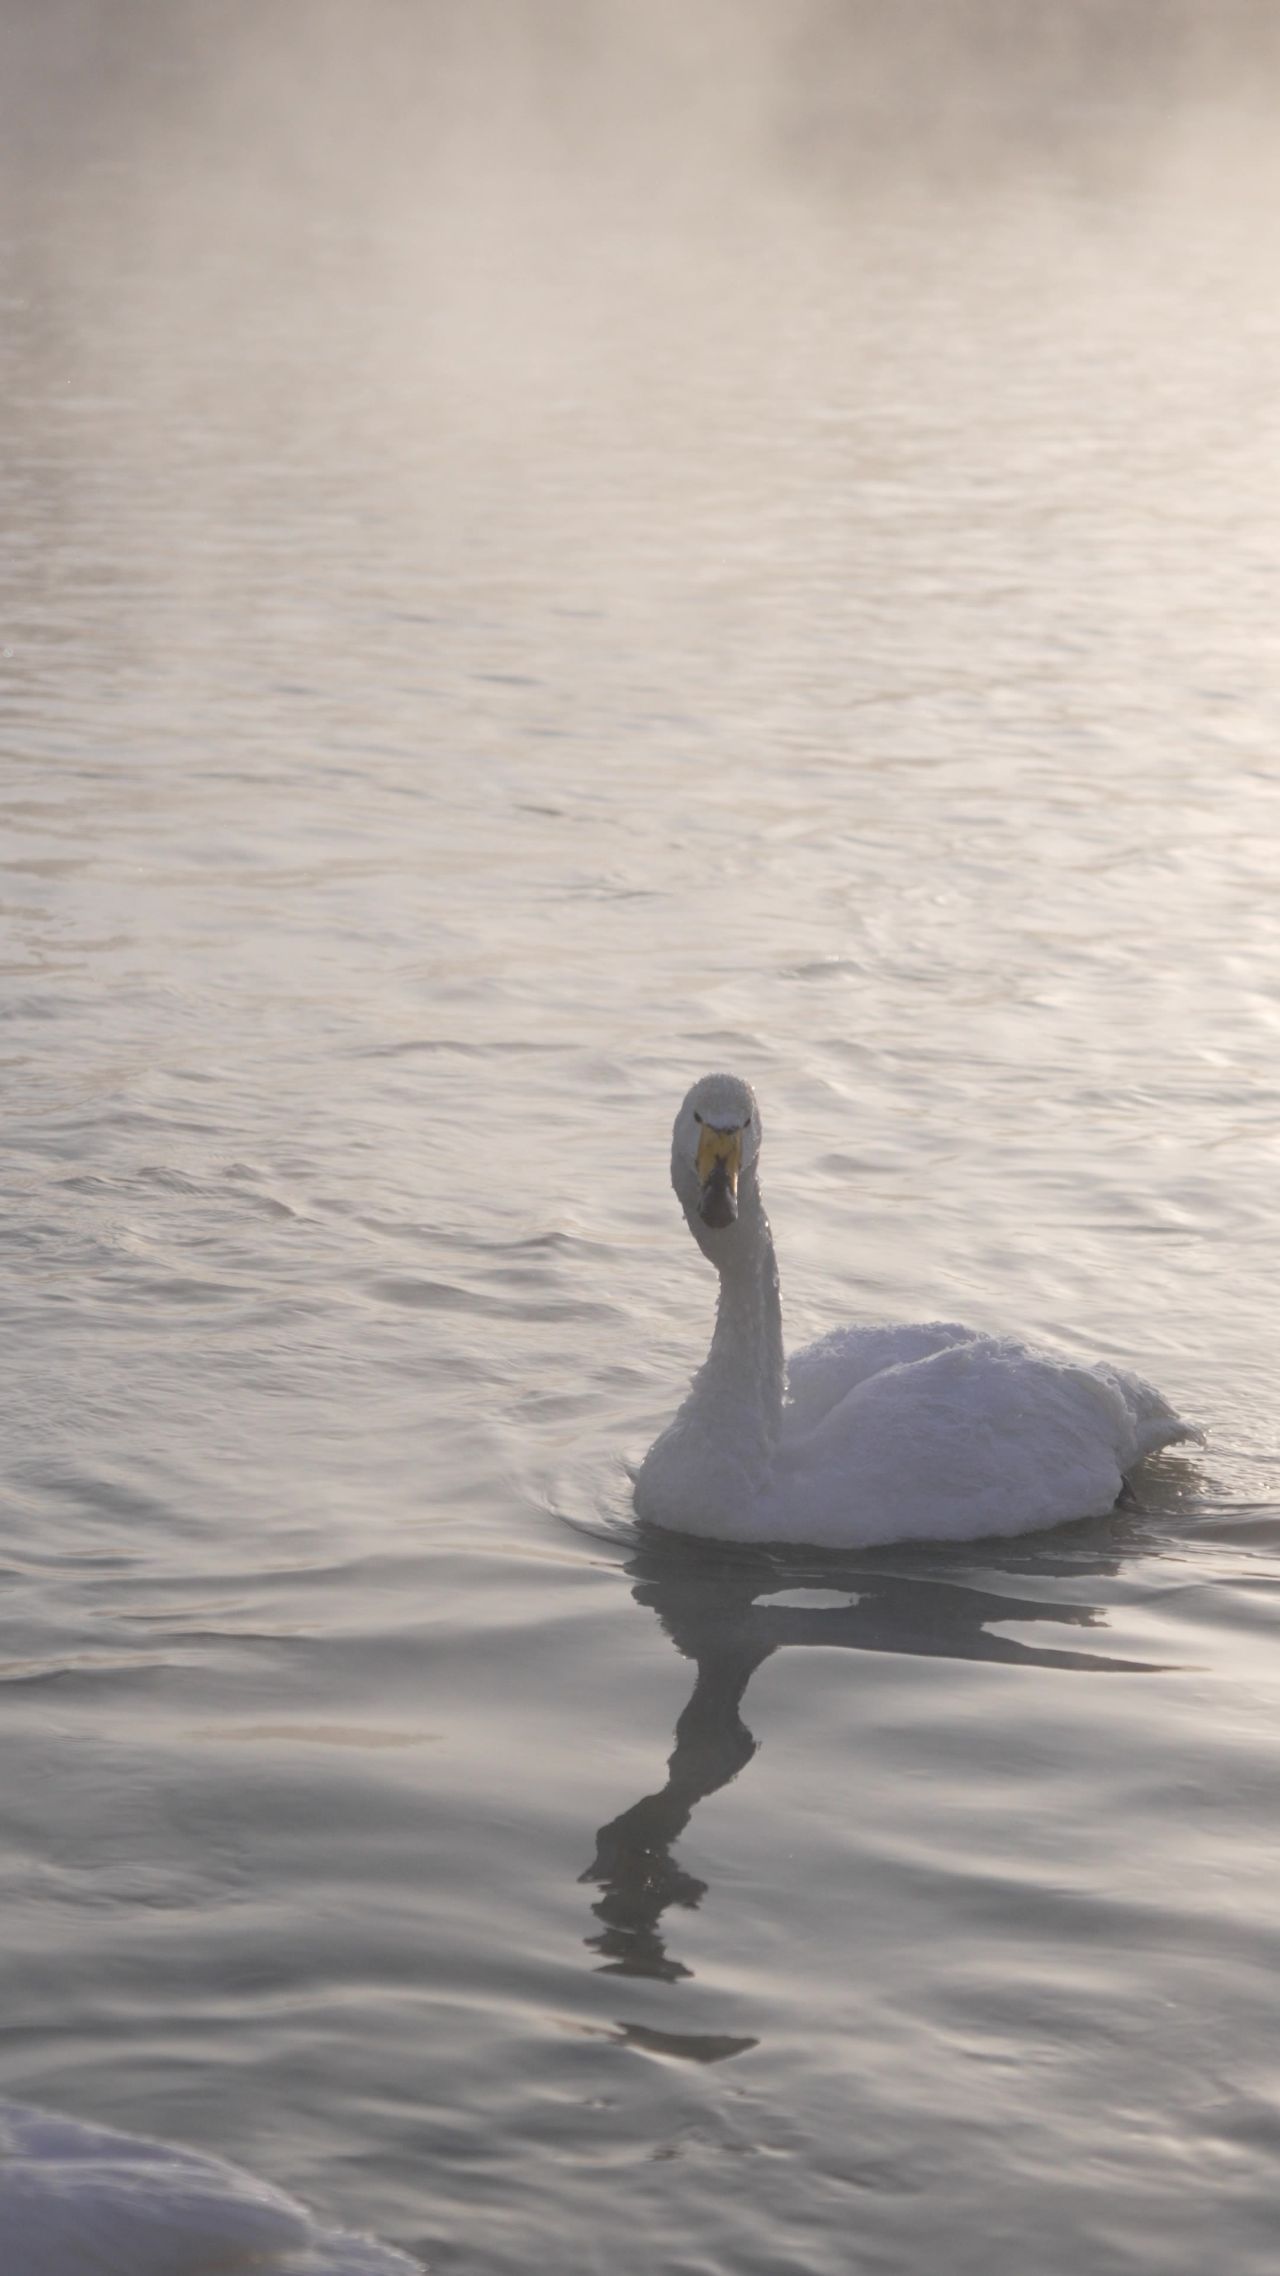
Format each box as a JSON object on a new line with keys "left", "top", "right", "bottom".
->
{"left": 0, "top": 2099, "right": 423, "bottom": 2276}
{"left": 633, "top": 1074, "right": 1198, "bottom": 1550}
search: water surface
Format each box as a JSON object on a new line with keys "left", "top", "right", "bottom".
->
{"left": 2, "top": 9, "right": 1279, "bottom": 2270}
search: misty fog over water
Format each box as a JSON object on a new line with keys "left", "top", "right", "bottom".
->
{"left": 2, "top": 5, "right": 1279, "bottom": 2271}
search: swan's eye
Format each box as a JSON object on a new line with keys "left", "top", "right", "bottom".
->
{"left": 693, "top": 1110, "right": 703, "bottom": 1125}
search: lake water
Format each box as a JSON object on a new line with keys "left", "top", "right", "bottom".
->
{"left": 3, "top": 7, "right": 1280, "bottom": 2271}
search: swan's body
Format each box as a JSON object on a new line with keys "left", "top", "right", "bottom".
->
{"left": 634, "top": 1075, "right": 1197, "bottom": 1550}
{"left": 0, "top": 2099, "right": 422, "bottom": 2276}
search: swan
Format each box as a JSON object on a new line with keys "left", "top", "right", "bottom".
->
{"left": 0, "top": 2098, "right": 422, "bottom": 2276}
{"left": 633, "top": 1073, "right": 1198, "bottom": 1549}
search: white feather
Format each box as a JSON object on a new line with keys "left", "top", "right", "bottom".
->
{"left": 0, "top": 2101, "right": 422, "bottom": 2276}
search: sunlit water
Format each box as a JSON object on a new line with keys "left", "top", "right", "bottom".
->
{"left": 3, "top": 10, "right": 1280, "bottom": 2271}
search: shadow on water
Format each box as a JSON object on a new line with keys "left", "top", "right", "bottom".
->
{"left": 581, "top": 1493, "right": 1189, "bottom": 1996}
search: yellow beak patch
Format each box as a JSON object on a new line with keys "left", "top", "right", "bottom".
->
{"left": 695, "top": 1123, "right": 742, "bottom": 1198}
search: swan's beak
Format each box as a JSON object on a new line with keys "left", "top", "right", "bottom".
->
{"left": 696, "top": 1125, "right": 741, "bottom": 1228}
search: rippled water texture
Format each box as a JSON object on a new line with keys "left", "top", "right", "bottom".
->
{"left": 3, "top": 4, "right": 1280, "bottom": 2270}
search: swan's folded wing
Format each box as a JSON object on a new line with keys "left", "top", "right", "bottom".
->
{"left": 773, "top": 1337, "right": 1196, "bottom": 1548}
{"left": 784, "top": 1320, "right": 980, "bottom": 1433}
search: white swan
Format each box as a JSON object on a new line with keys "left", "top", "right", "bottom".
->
{"left": 0, "top": 2098, "right": 422, "bottom": 2276}
{"left": 633, "top": 1074, "right": 1197, "bottom": 1549}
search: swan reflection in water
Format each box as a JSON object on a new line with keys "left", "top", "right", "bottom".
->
{"left": 581, "top": 1505, "right": 1184, "bottom": 1994}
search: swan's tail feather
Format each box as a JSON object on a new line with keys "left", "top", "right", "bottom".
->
{"left": 1104, "top": 1364, "right": 1204, "bottom": 1464}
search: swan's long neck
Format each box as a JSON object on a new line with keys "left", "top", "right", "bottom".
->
{"left": 634, "top": 1169, "right": 787, "bottom": 1536}
{"left": 690, "top": 1188, "right": 785, "bottom": 1466}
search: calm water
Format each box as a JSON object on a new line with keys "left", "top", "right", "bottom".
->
{"left": 3, "top": 9, "right": 1280, "bottom": 2270}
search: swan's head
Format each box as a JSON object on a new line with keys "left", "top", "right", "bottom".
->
{"left": 671, "top": 1073, "right": 763, "bottom": 1252}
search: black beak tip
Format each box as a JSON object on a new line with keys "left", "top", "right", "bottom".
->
{"left": 698, "top": 1174, "right": 738, "bottom": 1230}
